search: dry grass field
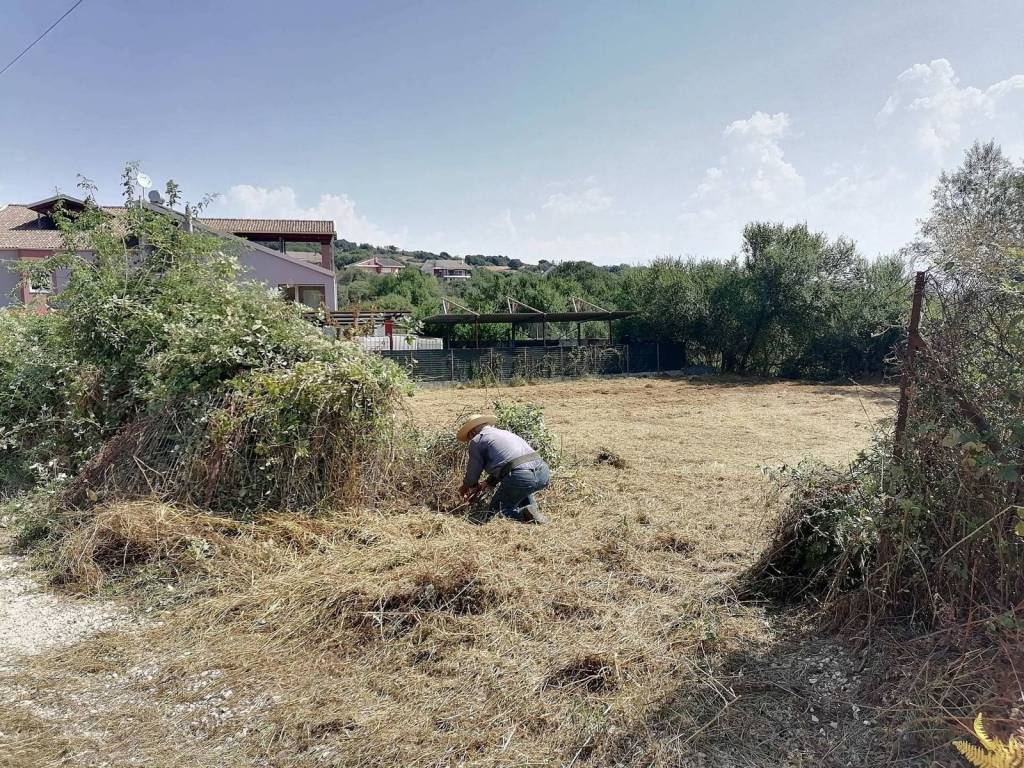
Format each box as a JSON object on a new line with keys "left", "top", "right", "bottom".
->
{"left": 0, "top": 376, "right": 900, "bottom": 768}
{"left": 410, "top": 376, "right": 892, "bottom": 579}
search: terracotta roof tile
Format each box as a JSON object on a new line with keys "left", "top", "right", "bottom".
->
{"left": 200, "top": 218, "right": 335, "bottom": 236}
{"left": 0, "top": 205, "right": 66, "bottom": 250}
{"left": 1, "top": 203, "right": 335, "bottom": 250}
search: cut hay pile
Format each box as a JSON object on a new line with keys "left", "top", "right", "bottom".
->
{"left": 15, "top": 498, "right": 761, "bottom": 767}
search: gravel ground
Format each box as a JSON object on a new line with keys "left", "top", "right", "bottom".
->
{"left": 0, "top": 532, "right": 124, "bottom": 672}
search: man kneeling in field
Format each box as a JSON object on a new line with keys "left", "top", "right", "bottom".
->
{"left": 457, "top": 414, "right": 550, "bottom": 524}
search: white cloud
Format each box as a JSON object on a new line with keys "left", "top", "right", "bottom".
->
{"left": 695, "top": 111, "right": 805, "bottom": 206}
{"left": 213, "top": 185, "right": 406, "bottom": 247}
{"left": 680, "top": 111, "right": 806, "bottom": 252}
{"left": 876, "top": 59, "right": 1024, "bottom": 159}
{"left": 542, "top": 178, "right": 613, "bottom": 217}
{"left": 680, "top": 61, "right": 1024, "bottom": 258}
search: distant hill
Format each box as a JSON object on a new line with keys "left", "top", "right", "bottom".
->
{"left": 333, "top": 239, "right": 543, "bottom": 272}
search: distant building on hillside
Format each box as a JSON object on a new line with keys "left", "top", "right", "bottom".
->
{"left": 0, "top": 194, "right": 338, "bottom": 312}
{"left": 420, "top": 258, "right": 473, "bottom": 280}
{"left": 351, "top": 256, "right": 404, "bottom": 274}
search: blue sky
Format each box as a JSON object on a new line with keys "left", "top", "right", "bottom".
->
{"left": 3, "top": 0, "right": 1023, "bottom": 263}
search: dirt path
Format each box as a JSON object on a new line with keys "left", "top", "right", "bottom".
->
{"left": 0, "top": 532, "right": 134, "bottom": 767}
{"left": 0, "top": 532, "right": 123, "bottom": 671}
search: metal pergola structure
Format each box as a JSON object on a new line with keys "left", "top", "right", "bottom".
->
{"left": 423, "top": 296, "right": 636, "bottom": 349}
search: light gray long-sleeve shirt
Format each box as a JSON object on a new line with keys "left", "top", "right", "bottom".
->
{"left": 464, "top": 425, "right": 542, "bottom": 486}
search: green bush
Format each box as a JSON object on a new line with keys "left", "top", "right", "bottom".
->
{"left": 0, "top": 308, "right": 118, "bottom": 491}
{"left": 743, "top": 460, "right": 882, "bottom": 601}
{"left": 746, "top": 142, "right": 1024, "bottom": 631}
{"left": 619, "top": 228, "right": 910, "bottom": 378}
{"left": 58, "top": 355, "right": 411, "bottom": 516}
{"left": 0, "top": 176, "right": 411, "bottom": 505}
{"left": 493, "top": 399, "right": 560, "bottom": 468}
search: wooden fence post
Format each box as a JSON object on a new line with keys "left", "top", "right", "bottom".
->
{"left": 894, "top": 271, "right": 927, "bottom": 461}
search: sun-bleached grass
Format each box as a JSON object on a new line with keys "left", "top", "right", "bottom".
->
{"left": 4, "top": 376, "right": 895, "bottom": 767}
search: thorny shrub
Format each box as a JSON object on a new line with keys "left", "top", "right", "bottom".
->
{"left": 0, "top": 310, "right": 78, "bottom": 490}
{"left": 743, "top": 459, "right": 882, "bottom": 602}
{"left": 856, "top": 143, "right": 1024, "bottom": 628}
{"left": 0, "top": 172, "right": 410, "bottom": 502}
{"left": 747, "top": 142, "right": 1024, "bottom": 756}
{"left": 752, "top": 143, "right": 1024, "bottom": 628}
{"left": 58, "top": 357, "right": 409, "bottom": 517}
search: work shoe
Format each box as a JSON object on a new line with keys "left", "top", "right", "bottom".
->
{"left": 522, "top": 504, "right": 548, "bottom": 524}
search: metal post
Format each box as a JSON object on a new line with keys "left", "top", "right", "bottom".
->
{"left": 625, "top": 344, "right": 630, "bottom": 374}
{"left": 577, "top": 322, "right": 582, "bottom": 347}
{"left": 894, "top": 271, "right": 927, "bottom": 460}
{"left": 656, "top": 342, "right": 661, "bottom": 372}
{"left": 607, "top": 319, "right": 613, "bottom": 344}
{"left": 449, "top": 350, "right": 455, "bottom": 382}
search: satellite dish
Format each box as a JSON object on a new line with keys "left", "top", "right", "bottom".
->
{"left": 136, "top": 172, "right": 152, "bottom": 189}
{"left": 148, "top": 190, "right": 165, "bottom": 204}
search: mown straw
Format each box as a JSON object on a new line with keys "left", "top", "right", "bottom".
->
{"left": 7, "top": 377, "right": 897, "bottom": 767}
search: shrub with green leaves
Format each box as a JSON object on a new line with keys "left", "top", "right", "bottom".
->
{"left": 743, "top": 459, "right": 882, "bottom": 601}
{"left": 0, "top": 310, "right": 83, "bottom": 492}
{"left": 493, "top": 399, "right": 560, "bottom": 468}
{"left": 0, "top": 172, "right": 411, "bottom": 505}
{"left": 747, "top": 143, "right": 1024, "bottom": 630}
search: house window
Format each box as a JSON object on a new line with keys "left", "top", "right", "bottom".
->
{"left": 28, "top": 272, "right": 53, "bottom": 294}
{"left": 279, "top": 284, "right": 326, "bottom": 309}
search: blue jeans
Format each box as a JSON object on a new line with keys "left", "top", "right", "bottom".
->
{"left": 490, "top": 463, "right": 551, "bottom": 522}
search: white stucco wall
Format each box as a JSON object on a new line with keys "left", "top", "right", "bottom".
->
{"left": 238, "top": 247, "right": 337, "bottom": 310}
{"left": 0, "top": 246, "right": 337, "bottom": 312}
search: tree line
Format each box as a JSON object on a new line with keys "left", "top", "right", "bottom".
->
{"left": 337, "top": 222, "right": 911, "bottom": 380}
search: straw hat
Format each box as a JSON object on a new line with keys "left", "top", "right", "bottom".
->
{"left": 457, "top": 413, "right": 497, "bottom": 442}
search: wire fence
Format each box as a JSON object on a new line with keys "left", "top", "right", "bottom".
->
{"left": 378, "top": 342, "right": 688, "bottom": 383}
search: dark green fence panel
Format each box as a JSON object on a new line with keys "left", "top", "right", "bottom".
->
{"left": 380, "top": 343, "right": 684, "bottom": 382}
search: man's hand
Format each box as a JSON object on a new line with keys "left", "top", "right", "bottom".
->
{"left": 459, "top": 483, "right": 481, "bottom": 500}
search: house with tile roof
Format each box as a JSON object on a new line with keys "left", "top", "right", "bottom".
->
{"left": 0, "top": 195, "right": 338, "bottom": 311}
{"left": 351, "top": 256, "right": 404, "bottom": 274}
{"left": 420, "top": 258, "right": 473, "bottom": 280}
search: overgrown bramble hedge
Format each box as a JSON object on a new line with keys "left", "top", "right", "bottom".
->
{"left": 746, "top": 142, "right": 1024, "bottom": 753}
{"left": 0, "top": 179, "right": 410, "bottom": 510}
{"left": 751, "top": 142, "right": 1024, "bottom": 628}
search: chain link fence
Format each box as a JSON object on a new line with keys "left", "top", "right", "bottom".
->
{"left": 378, "top": 342, "right": 687, "bottom": 383}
